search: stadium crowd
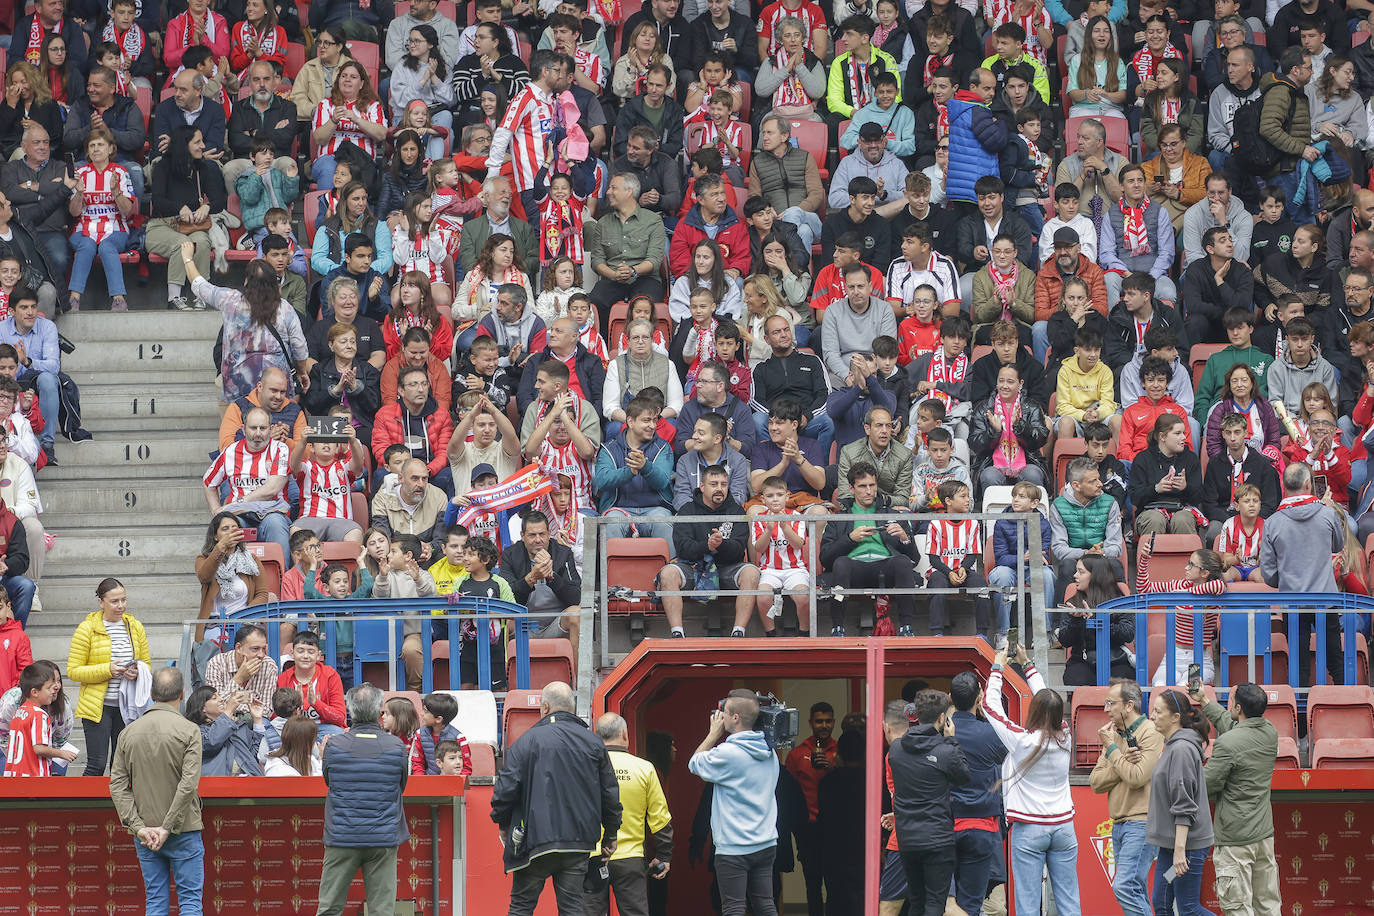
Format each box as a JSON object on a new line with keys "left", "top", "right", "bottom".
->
{"left": 0, "top": 0, "right": 1364, "bottom": 907}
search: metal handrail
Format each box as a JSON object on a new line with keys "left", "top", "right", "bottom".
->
{"left": 1091, "top": 592, "right": 1371, "bottom": 690}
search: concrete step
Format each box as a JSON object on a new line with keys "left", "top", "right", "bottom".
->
{"left": 83, "top": 415, "right": 220, "bottom": 436}
{"left": 48, "top": 434, "right": 218, "bottom": 467}
{"left": 48, "top": 527, "right": 206, "bottom": 572}
{"left": 44, "top": 508, "right": 218, "bottom": 530}
{"left": 43, "top": 483, "right": 209, "bottom": 516}
{"left": 59, "top": 311, "right": 224, "bottom": 342}
{"left": 62, "top": 337, "right": 219, "bottom": 373}
{"left": 78, "top": 386, "right": 222, "bottom": 423}
{"left": 65, "top": 368, "right": 219, "bottom": 388}
{"left": 39, "top": 461, "right": 209, "bottom": 482}
{"left": 37, "top": 575, "right": 202, "bottom": 620}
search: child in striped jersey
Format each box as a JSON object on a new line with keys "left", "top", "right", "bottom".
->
{"left": 1218, "top": 484, "right": 1265, "bottom": 583}
{"left": 1136, "top": 536, "right": 1225, "bottom": 687}
{"left": 750, "top": 476, "right": 812, "bottom": 634}
{"left": 288, "top": 426, "right": 366, "bottom": 545}
{"left": 926, "top": 480, "right": 991, "bottom": 638}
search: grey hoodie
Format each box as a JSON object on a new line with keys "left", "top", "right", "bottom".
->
{"left": 1207, "top": 79, "right": 1261, "bottom": 153}
{"left": 688, "top": 729, "right": 780, "bottom": 855}
{"left": 1264, "top": 349, "right": 1338, "bottom": 415}
{"left": 1146, "top": 727, "right": 1214, "bottom": 850}
{"left": 1260, "top": 497, "right": 1345, "bottom": 593}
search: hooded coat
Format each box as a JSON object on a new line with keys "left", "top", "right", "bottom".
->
{"left": 688, "top": 729, "right": 780, "bottom": 855}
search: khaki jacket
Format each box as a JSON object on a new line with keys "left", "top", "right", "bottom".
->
{"left": 1088, "top": 714, "right": 1163, "bottom": 822}
{"left": 110, "top": 703, "right": 204, "bottom": 835}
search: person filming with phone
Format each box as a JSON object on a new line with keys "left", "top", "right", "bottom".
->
{"left": 1088, "top": 678, "right": 1162, "bottom": 916}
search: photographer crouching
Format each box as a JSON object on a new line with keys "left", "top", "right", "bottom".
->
{"left": 688, "top": 692, "right": 782, "bottom": 916}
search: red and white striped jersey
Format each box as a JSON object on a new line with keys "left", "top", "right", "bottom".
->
{"left": 295, "top": 457, "right": 354, "bottom": 520}
{"left": 686, "top": 114, "right": 746, "bottom": 170}
{"left": 578, "top": 321, "right": 609, "bottom": 368}
{"left": 753, "top": 512, "right": 808, "bottom": 571}
{"left": 74, "top": 162, "right": 134, "bottom": 243}
{"left": 3, "top": 702, "right": 52, "bottom": 777}
{"left": 574, "top": 47, "right": 605, "bottom": 88}
{"left": 203, "top": 439, "right": 290, "bottom": 503}
{"left": 392, "top": 225, "right": 447, "bottom": 284}
{"left": 312, "top": 98, "right": 387, "bottom": 158}
{"left": 539, "top": 437, "right": 592, "bottom": 508}
{"left": 1217, "top": 516, "right": 1264, "bottom": 565}
{"left": 1135, "top": 556, "right": 1224, "bottom": 648}
{"left": 492, "top": 83, "right": 557, "bottom": 192}
{"left": 927, "top": 518, "right": 980, "bottom": 572}
{"left": 757, "top": 0, "right": 827, "bottom": 55}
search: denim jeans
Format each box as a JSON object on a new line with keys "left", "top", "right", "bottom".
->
{"left": 312, "top": 154, "right": 339, "bottom": 189}
{"left": 603, "top": 506, "right": 672, "bottom": 541}
{"left": 952, "top": 827, "right": 1000, "bottom": 916}
{"left": 136, "top": 829, "right": 204, "bottom": 916}
{"left": 1112, "top": 820, "right": 1153, "bottom": 916}
{"left": 425, "top": 110, "right": 454, "bottom": 160}
{"left": 244, "top": 510, "right": 291, "bottom": 568}
{"left": 780, "top": 206, "right": 822, "bottom": 251}
{"left": 70, "top": 230, "right": 130, "bottom": 296}
{"left": 1009, "top": 821, "right": 1081, "bottom": 916}
{"left": 1030, "top": 320, "right": 1050, "bottom": 363}
{"left": 34, "top": 230, "right": 70, "bottom": 283}
{"left": 19, "top": 367, "right": 57, "bottom": 447}
{"left": 989, "top": 564, "right": 1056, "bottom": 635}
{"left": 4, "top": 575, "right": 35, "bottom": 626}
{"left": 1152, "top": 846, "right": 1215, "bottom": 916}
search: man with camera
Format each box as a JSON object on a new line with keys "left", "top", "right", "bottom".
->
{"left": 783, "top": 702, "right": 838, "bottom": 916}
{"left": 884, "top": 689, "right": 970, "bottom": 916}
{"left": 688, "top": 692, "right": 781, "bottom": 916}
{"left": 1088, "top": 678, "right": 1161, "bottom": 916}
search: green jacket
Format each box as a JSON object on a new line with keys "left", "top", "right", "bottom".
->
{"left": 1201, "top": 701, "right": 1278, "bottom": 847}
{"left": 1193, "top": 345, "right": 1273, "bottom": 421}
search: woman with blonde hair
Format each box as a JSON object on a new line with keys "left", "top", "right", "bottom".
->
{"left": 740, "top": 274, "right": 805, "bottom": 365}
{"left": 0, "top": 60, "right": 59, "bottom": 158}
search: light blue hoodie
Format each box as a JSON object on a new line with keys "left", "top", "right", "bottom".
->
{"left": 688, "top": 730, "right": 779, "bottom": 856}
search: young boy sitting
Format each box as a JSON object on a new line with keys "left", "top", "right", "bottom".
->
{"left": 869, "top": 335, "right": 911, "bottom": 441}
{"left": 1038, "top": 182, "right": 1097, "bottom": 265}
{"left": 810, "top": 232, "right": 884, "bottom": 319}
{"left": 713, "top": 320, "right": 752, "bottom": 403}
{"left": 926, "top": 480, "right": 991, "bottom": 638}
{"left": 1249, "top": 185, "right": 1296, "bottom": 269}
{"left": 375, "top": 534, "right": 439, "bottom": 692}
{"left": 278, "top": 529, "right": 323, "bottom": 646}
{"left": 259, "top": 686, "right": 303, "bottom": 763}
{"left": 1055, "top": 325, "right": 1120, "bottom": 440}
{"left": 413, "top": 691, "right": 470, "bottom": 775}
{"left": 567, "top": 294, "right": 609, "bottom": 368}
{"left": 1120, "top": 326, "right": 1196, "bottom": 421}
{"left": 1118, "top": 355, "right": 1194, "bottom": 462}
{"left": 276, "top": 630, "right": 346, "bottom": 737}
{"left": 1201, "top": 412, "right": 1281, "bottom": 542}
{"left": 905, "top": 314, "right": 972, "bottom": 440}
{"left": 254, "top": 208, "right": 308, "bottom": 276}
{"left": 1084, "top": 421, "right": 1129, "bottom": 509}
{"left": 428, "top": 526, "right": 469, "bottom": 597}
{"left": 910, "top": 425, "right": 971, "bottom": 511}
{"left": 1217, "top": 482, "right": 1266, "bottom": 583}
{"left": 1193, "top": 307, "right": 1274, "bottom": 422}
{"left": 453, "top": 536, "right": 516, "bottom": 690}
{"left": 435, "top": 737, "right": 474, "bottom": 777}
{"left": 750, "top": 475, "right": 812, "bottom": 636}
{"left": 303, "top": 563, "right": 371, "bottom": 688}
{"left": 1267, "top": 317, "right": 1340, "bottom": 416}
{"left": 988, "top": 481, "right": 1055, "bottom": 648}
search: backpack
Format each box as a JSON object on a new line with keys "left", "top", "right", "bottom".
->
{"left": 1229, "top": 81, "right": 1297, "bottom": 173}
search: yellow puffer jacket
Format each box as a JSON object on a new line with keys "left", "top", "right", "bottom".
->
{"left": 67, "top": 611, "right": 151, "bottom": 723}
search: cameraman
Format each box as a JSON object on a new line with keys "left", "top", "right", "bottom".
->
{"left": 688, "top": 693, "right": 781, "bottom": 916}
{"left": 884, "top": 689, "right": 970, "bottom": 916}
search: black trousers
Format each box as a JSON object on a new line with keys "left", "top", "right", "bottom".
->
{"left": 927, "top": 568, "right": 990, "bottom": 634}
{"left": 508, "top": 851, "right": 587, "bottom": 916}
{"left": 796, "top": 822, "right": 824, "bottom": 916}
{"left": 82, "top": 703, "right": 126, "bottom": 776}
{"left": 583, "top": 856, "right": 649, "bottom": 916}
{"left": 589, "top": 276, "right": 667, "bottom": 330}
{"left": 715, "top": 846, "right": 778, "bottom": 916}
{"left": 900, "top": 845, "right": 957, "bottom": 916}
{"left": 830, "top": 556, "right": 916, "bottom": 626}
{"left": 1298, "top": 611, "right": 1346, "bottom": 687}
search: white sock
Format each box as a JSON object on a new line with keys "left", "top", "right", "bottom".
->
{"left": 671, "top": 626, "right": 684, "bottom": 636}
{"left": 168, "top": 283, "right": 183, "bottom": 299}
{"left": 731, "top": 626, "right": 745, "bottom": 636}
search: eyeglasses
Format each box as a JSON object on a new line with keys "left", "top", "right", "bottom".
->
{"left": 1345, "top": 283, "right": 1370, "bottom": 291}
{"left": 1310, "top": 419, "right": 1337, "bottom": 429}
{"left": 317, "top": 37, "right": 340, "bottom": 46}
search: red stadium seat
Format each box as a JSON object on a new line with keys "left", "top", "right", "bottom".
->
{"left": 284, "top": 42, "right": 306, "bottom": 80}
{"left": 1307, "top": 685, "right": 1374, "bottom": 741}
{"left": 469, "top": 742, "right": 496, "bottom": 778}
{"left": 1065, "top": 115, "right": 1129, "bottom": 157}
{"left": 135, "top": 85, "right": 152, "bottom": 126}
{"left": 305, "top": 189, "right": 333, "bottom": 241}
{"left": 606, "top": 300, "right": 670, "bottom": 356}
{"left": 1070, "top": 685, "right": 1112, "bottom": 768}
{"left": 383, "top": 690, "right": 424, "bottom": 718}
{"left": 1312, "top": 738, "right": 1374, "bottom": 769}
{"left": 1142, "top": 534, "right": 1203, "bottom": 584}
{"left": 1274, "top": 736, "right": 1301, "bottom": 768}
{"left": 1052, "top": 437, "right": 1086, "bottom": 491}
{"left": 345, "top": 40, "right": 380, "bottom": 85}
{"left": 502, "top": 688, "right": 545, "bottom": 748}
{"left": 1189, "top": 343, "right": 1225, "bottom": 391}
{"left": 606, "top": 537, "right": 671, "bottom": 616}
{"left": 320, "top": 541, "right": 360, "bottom": 574}
{"left": 243, "top": 541, "right": 284, "bottom": 595}
{"left": 506, "top": 638, "right": 575, "bottom": 691}
{"left": 1260, "top": 684, "right": 1298, "bottom": 740}
{"left": 788, "top": 119, "right": 829, "bottom": 181}
{"left": 223, "top": 195, "right": 255, "bottom": 261}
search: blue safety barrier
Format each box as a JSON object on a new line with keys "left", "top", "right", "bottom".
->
{"left": 1091, "top": 592, "right": 1371, "bottom": 689}
{"left": 213, "top": 596, "right": 534, "bottom": 693}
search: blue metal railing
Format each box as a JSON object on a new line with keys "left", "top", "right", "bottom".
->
{"left": 184, "top": 596, "right": 540, "bottom": 694}
{"left": 1092, "top": 592, "right": 1371, "bottom": 690}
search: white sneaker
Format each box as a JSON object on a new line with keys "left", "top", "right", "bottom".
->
{"left": 169, "top": 296, "right": 193, "bottom": 310}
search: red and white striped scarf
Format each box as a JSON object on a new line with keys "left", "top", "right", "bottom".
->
{"left": 772, "top": 50, "right": 810, "bottom": 108}
{"left": 846, "top": 56, "right": 873, "bottom": 109}
{"left": 1131, "top": 43, "right": 1180, "bottom": 83}
{"left": 1161, "top": 95, "right": 1180, "bottom": 123}
{"left": 233, "top": 21, "right": 279, "bottom": 79}
{"left": 936, "top": 101, "right": 949, "bottom": 139}
{"left": 25, "top": 16, "right": 59, "bottom": 66}
{"left": 1279, "top": 494, "right": 1321, "bottom": 511}
{"left": 1228, "top": 448, "right": 1247, "bottom": 505}
{"left": 180, "top": 10, "right": 216, "bottom": 49}
{"left": 539, "top": 196, "right": 585, "bottom": 265}
{"left": 1120, "top": 197, "right": 1152, "bottom": 256}
{"left": 1023, "top": 132, "right": 1051, "bottom": 194}
{"left": 926, "top": 348, "right": 967, "bottom": 408}
{"left": 923, "top": 52, "right": 952, "bottom": 86}
{"left": 990, "top": 262, "right": 1017, "bottom": 321}
{"left": 101, "top": 22, "right": 145, "bottom": 87}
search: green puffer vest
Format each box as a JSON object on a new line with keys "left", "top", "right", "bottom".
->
{"left": 1053, "top": 493, "right": 1114, "bottom": 548}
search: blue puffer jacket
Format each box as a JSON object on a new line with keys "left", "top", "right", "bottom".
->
{"left": 321, "top": 723, "right": 411, "bottom": 847}
{"left": 946, "top": 91, "right": 1006, "bottom": 204}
